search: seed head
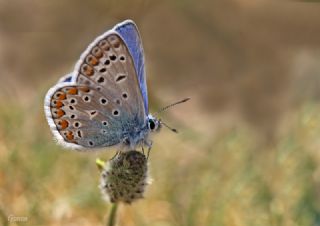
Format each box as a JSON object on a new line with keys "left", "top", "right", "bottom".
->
{"left": 98, "top": 150, "right": 150, "bottom": 204}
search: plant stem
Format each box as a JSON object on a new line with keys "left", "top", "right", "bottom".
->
{"left": 107, "top": 203, "right": 118, "bottom": 226}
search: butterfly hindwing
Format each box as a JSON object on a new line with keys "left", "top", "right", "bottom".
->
{"left": 47, "top": 85, "right": 122, "bottom": 148}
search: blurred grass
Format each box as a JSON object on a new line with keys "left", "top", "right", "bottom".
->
{"left": 1, "top": 94, "right": 320, "bottom": 225}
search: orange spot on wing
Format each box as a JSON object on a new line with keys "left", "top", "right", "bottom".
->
{"left": 66, "top": 131, "right": 74, "bottom": 141}
{"left": 113, "top": 41, "right": 120, "bottom": 48}
{"left": 80, "top": 87, "right": 90, "bottom": 92}
{"left": 56, "top": 109, "right": 65, "bottom": 118}
{"left": 87, "top": 55, "right": 98, "bottom": 66}
{"left": 92, "top": 47, "right": 103, "bottom": 58}
{"left": 55, "top": 100, "right": 63, "bottom": 108}
{"left": 82, "top": 65, "right": 94, "bottom": 76}
{"left": 58, "top": 119, "right": 69, "bottom": 129}
{"left": 68, "top": 87, "right": 78, "bottom": 95}
{"left": 57, "top": 93, "right": 66, "bottom": 100}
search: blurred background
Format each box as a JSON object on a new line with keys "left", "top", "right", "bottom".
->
{"left": 1, "top": 0, "right": 320, "bottom": 225}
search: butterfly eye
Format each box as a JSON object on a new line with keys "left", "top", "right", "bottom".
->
{"left": 148, "top": 119, "right": 156, "bottom": 130}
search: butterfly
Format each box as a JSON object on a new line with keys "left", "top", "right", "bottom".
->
{"left": 44, "top": 20, "right": 189, "bottom": 151}
{"left": 44, "top": 20, "right": 188, "bottom": 150}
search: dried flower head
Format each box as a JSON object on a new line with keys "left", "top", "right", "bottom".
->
{"left": 98, "top": 150, "right": 150, "bottom": 204}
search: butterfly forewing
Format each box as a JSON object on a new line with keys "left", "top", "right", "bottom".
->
{"left": 46, "top": 32, "right": 146, "bottom": 149}
{"left": 115, "top": 21, "right": 148, "bottom": 114}
{"left": 75, "top": 33, "right": 145, "bottom": 121}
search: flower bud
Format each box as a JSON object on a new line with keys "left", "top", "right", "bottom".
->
{"left": 98, "top": 150, "right": 150, "bottom": 204}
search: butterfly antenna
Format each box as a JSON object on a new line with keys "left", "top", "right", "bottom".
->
{"left": 160, "top": 120, "right": 179, "bottom": 133}
{"left": 155, "top": 97, "right": 190, "bottom": 116}
{"left": 155, "top": 98, "right": 190, "bottom": 134}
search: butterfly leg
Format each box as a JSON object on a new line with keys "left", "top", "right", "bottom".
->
{"left": 148, "top": 144, "right": 152, "bottom": 160}
{"left": 142, "top": 146, "right": 145, "bottom": 155}
{"left": 144, "top": 140, "right": 153, "bottom": 160}
{"left": 110, "top": 150, "right": 120, "bottom": 160}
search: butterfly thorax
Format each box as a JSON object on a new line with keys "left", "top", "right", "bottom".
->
{"left": 121, "top": 114, "right": 160, "bottom": 151}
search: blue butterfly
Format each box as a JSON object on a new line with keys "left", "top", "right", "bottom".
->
{"left": 44, "top": 20, "right": 188, "bottom": 151}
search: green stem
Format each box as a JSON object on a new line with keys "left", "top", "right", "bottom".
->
{"left": 107, "top": 203, "right": 118, "bottom": 226}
